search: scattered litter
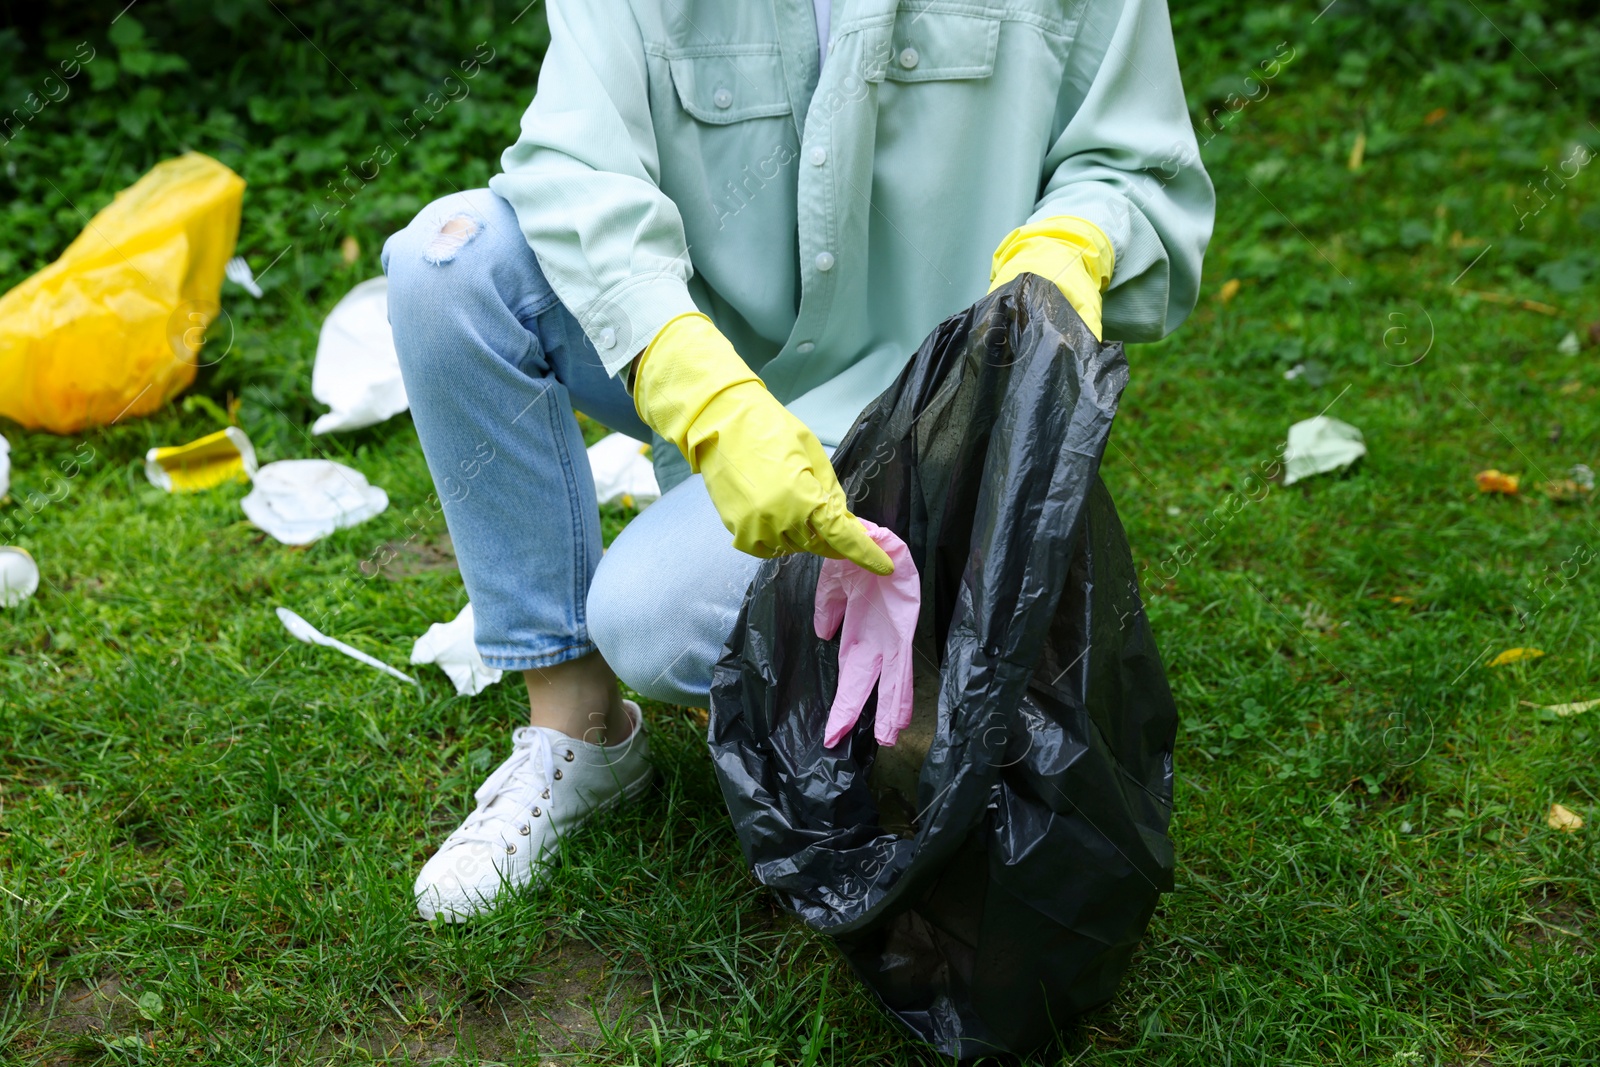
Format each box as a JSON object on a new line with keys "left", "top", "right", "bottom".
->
{"left": 1283, "top": 361, "right": 1330, "bottom": 386}
{"left": 1476, "top": 469, "right": 1520, "bottom": 495}
{"left": 1219, "top": 278, "right": 1241, "bottom": 303}
{"left": 340, "top": 236, "right": 361, "bottom": 265}
{"left": 241, "top": 460, "right": 388, "bottom": 546}
{"left": 1489, "top": 647, "right": 1544, "bottom": 667}
{"left": 1557, "top": 331, "right": 1581, "bottom": 356}
{"left": 311, "top": 277, "right": 408, "bottom": 435}
{"left": 1282, "top": 415, "right": 1366, "bottom": 485}
{"left": 410, "top": 603, "right": 503, "bottom": 696}
{"left": 144, "top": 426, "right": 258, "bottom": 492}
{"left": 1571, "top": 464, "right": 1594, "bottom": 490}
{"left": 1520, "top": 697, "right": 1600, "bottom": 717}
{"left": 0, "top": 546, "right": 39, "bottom": 607}
{"left": 1299, "top": 601, "right": 1339, "bottom": 632}
{"left": 0, "top": 152, "right": 245, "bottom": 433}
{"left": 276, "top": 607, "right": 420, "bottom": 689}
{"left": 1543, "top": 475, "right": 1591, "bottom": 503}
{"left": 1547, "top": 803, "right": 1584, "bottom": 833}
{"left": 225, "top": 256, "right": 263, "bottom": 298}
{"left": 0, "top": 433, "right": 9, "bottom": 500}
{"left": 587, "top": 432, "right": 659, "bottom": 508}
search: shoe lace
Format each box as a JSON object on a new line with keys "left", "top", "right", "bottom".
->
{"left": 450, "top": 726, "right": 565, "bottom": 847}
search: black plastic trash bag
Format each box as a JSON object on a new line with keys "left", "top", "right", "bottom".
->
{"left": 707, "top": 274, "right": 1179, "bottom": 1059}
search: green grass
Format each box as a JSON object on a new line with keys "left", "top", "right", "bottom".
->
{"left": 3, "top": 2, "right": 1600, "bottom": 1064}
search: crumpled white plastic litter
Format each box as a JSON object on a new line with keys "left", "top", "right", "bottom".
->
{"left": 241, "top": 460, "right": 388, "bottom": 545}
{"left": 0, "top": 547, "right": 39, "bottom": 608}
{"left": 0, "top": 433, "right": 10, "bottom": 500}
{"left": 1283, "top": 415, "right": 1367, "bottom": 486}
{"left": 410, "top": 603, "right": 503, "bottom": 696}
{"left": 311, "top": 277, "right": 409, "bottom": 435}
{"left": 587, "top": 432, "right": 659, "bottom": 507}
{"left": 276, "top": 606, "right": 420, "bottom": 689}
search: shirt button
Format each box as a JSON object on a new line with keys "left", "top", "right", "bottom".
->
{"left": 713, "top": 87, "right": 733, "bottom": 109}
{"left": 898, "top": 47, "right": 919, "bottom": 69}
{"left": 814, "top": 251, "right": 835, "bottom": 272}
{"left": 809, "top": 146, "right": 827, "bottom": 166}
{"left": 796, "top": 341, "right": 816, "bottom": 354}
{"left": 597, "top": 327, "right": 617, "bottom": 350}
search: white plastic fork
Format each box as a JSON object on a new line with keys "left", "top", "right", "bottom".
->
{"left": 225, "top": 255, "right": 263, "bottom": 298}
{"left": 276, "top": 607, "right": 421, "bottom": 690}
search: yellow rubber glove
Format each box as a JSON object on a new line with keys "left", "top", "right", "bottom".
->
{"left": 988, "top": 216, "right": 1115, "bottom": 341}
{"left": 632, "top": 312, "right": 893, "bottom": 575}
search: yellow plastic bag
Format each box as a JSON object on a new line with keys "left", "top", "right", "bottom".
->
{"left": 0, "top": 153, "right": 245, "bottom": 434}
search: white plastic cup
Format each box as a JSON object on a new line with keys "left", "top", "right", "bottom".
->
{"left": 0, "top": 547, "right": 40, "bottom": 607}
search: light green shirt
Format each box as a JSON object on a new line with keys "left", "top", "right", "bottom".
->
{"left": 490, "top": 0, "right": 1214, "bottom": 447}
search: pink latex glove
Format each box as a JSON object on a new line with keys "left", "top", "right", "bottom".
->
{"left": 814, "top": 519, "right": 921, "bottom": 748}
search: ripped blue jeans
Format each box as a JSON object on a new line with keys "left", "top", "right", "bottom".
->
{"left": 381, "top": 188, "right": 758, "bottom": 706}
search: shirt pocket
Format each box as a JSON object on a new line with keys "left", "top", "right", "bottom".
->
{"left": 884, "top": 9, "right": 1001, "bottom": 82}
{"left": 666, "top": 47, "right": 792, "bottom": 124}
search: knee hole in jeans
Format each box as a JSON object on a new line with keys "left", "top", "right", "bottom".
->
{"left": 424, "top": 214, "right": 480, "bottom": 265}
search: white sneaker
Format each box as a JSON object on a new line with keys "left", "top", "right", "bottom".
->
{"left": 414, "top": 699, "right": 653, "bottom": 922}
